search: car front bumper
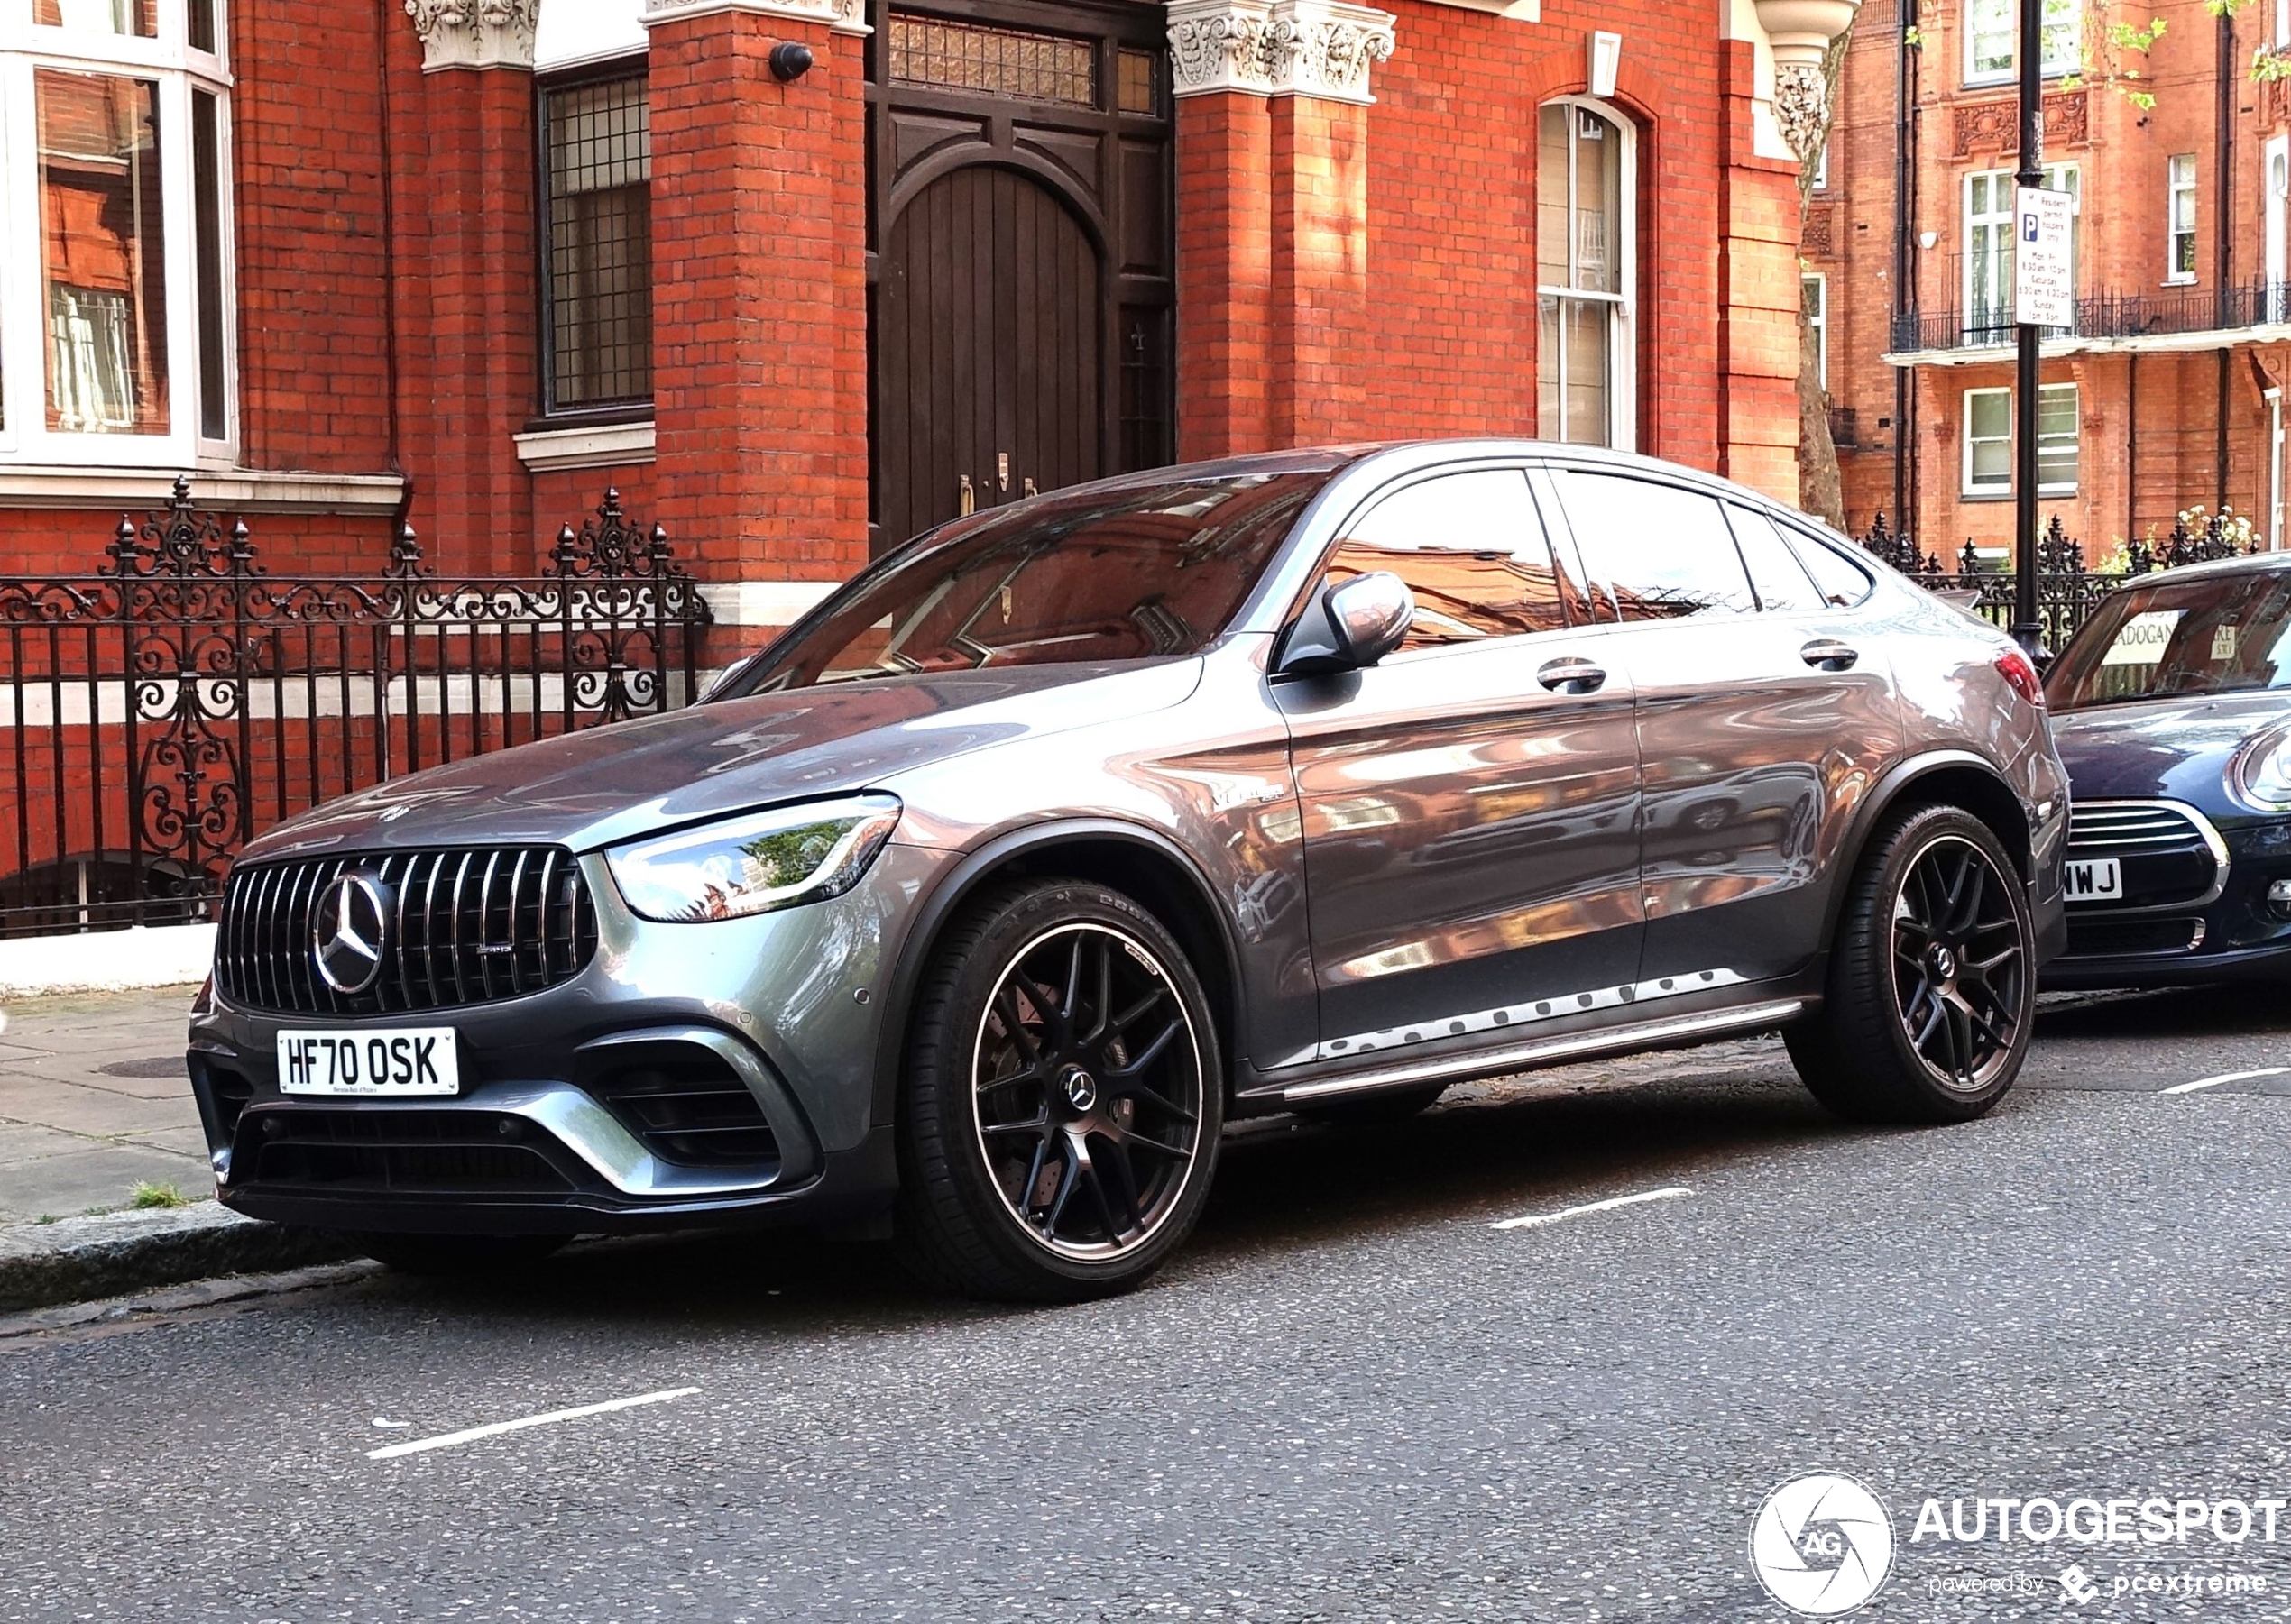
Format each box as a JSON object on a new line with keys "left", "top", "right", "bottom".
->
{"left": 186, "top": 844, "right": 946, "bottom": 1236}
{"left": 2043, "top": 814, "right": 2291, "bottom": 989}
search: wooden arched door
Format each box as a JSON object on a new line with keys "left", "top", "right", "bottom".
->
{"left": 876, "top": 165, "right": 1102, "bottom": 551}
{"left": 864, "top": 0, "right": 1174, "bottom": 553}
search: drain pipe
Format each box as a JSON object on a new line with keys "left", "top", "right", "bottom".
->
{"left": 2219, "top": 5, "right": 2236, "bottom": 512}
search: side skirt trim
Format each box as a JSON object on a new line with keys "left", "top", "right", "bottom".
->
{"left": 1274, "top": 999, "right": 1808, "bottom": 1106}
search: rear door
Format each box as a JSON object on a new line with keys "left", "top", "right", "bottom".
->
{"left": 1276, "top": 464, "right": 1645, "bottom": 1061}
{"left": 1542, "top": 468, "right": 1900, "bottom": 987}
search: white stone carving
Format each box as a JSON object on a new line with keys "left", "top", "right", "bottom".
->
{"left": 404, "top": 0, "right": 540, "bottom": 71}
{"left": 638, "top": 0, "right": 870, "bottom": 37}
{"left": 1167, "top": 0, "right": 1395, "bottom": 105}
{"left": 1771, "top": 59, "right": 1829, "bottom": 164}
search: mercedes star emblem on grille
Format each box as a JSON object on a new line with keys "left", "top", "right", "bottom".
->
{"left": 311, "top": 872, "right": 389, "bottom": 995}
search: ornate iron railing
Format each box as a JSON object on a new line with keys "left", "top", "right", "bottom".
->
{"left": 1859, "top": 509, "right": 2253, "bottom": 652}
{"left": 1890, "top": 275, "right": 2291, "bottom": 354}
{"left": 0, "top": 482, "right": 711, "bottom": 939}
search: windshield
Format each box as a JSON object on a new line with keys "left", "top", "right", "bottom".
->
{"left": 2049, "top": 568, "right": 2291, "bottom": 710}
{"left": 712, "top": 472, "right": 1335, "bottom": 697}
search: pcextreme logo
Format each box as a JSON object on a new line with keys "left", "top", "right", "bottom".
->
{"left": 1750, "top": 1472, "right": 1898, "bottom": 1618}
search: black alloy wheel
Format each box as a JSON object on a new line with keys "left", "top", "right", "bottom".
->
{"left": 1787, "top": 803, "right": 2035, "bottom": 1124}
{"left": 1889, "top": 832, "right": 2028, "bottom": 1093}
{"left": 897, "top": 879, "right": 1223, "bottom": 1301}
{"left": 970, "top": 921, "right": 1208, "bottom": 1259}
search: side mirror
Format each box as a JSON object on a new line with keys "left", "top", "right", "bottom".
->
{"left": 1277, "top": 571, "right": 1415, "bottom": 677}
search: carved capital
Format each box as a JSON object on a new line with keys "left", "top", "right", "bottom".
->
{"left": 1168, "top": 0, "right": 1395, "bottom": 104}
{"left": 1772, "top": 59, "right": 1829, "bottom": 166}
{"left": 403, "top": 0, "right": 539, "bottom": 71}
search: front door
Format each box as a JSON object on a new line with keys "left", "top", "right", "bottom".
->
{"left": 1276, "top": 466, "right": 1645, "bottom": 1063}
{"left": 868, "top": 0, "right": 1174, "bottom": 553}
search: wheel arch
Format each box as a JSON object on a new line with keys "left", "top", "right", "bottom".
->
{"left": 869, "top": 821, "right": 1247, "bottom": 1133}
{"left": 1823, "top": 751, "right": 2036, "bottom": 944}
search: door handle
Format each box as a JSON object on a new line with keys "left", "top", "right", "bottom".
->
{"left": 1801, "top": 639, "right": 1860, "bottom": 671}
{"left": 1537, "top": 657, "right": 1607, "bottom": 694}
{"left": 958, "top": 473, "right": 976, "bottom": 516}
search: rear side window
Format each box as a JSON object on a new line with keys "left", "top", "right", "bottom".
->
{"left": 1325, "top": 468, "right": 1580, "bottom": 651}
{"left": 1725, "top": 505, "right": 1824, "bottom": 612}
{"left": 1553, "top": 470, "right": 1757, "bottom": 620}
{"left": 1783, "top": 522, "right": 1876, "bottom": 608}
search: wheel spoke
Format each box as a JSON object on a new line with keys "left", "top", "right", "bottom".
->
{"left": 1117, "top": 1125, "right": 1192, "bottom": 1160}
{"left": 1080, "top": 936, "right": 1115, "bottom": 1044}
{"left": 1040, "top": 1141, "right": 1084, "bottom": 1235}
{"left": 1108, "top": 1014, "right": 1183, "bottom": 1080}
{"left": 981, "top": 1112, "right": 1051, "bottom": 1138}
{"left": 1095, "top": 1136, "right": 1145, "bottom": 1236}
{"left": 993, "top": 986, "right": 1040, "bottom": 1066}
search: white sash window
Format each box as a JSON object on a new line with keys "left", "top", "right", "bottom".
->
{"left": 0, "top": 0, "right": 234, "bottom": 466}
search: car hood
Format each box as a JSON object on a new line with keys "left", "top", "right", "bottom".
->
{"left": 2048, "top": 690, "right": 2291, "bottom": 806}
{"left": 238, "top": 659, "right": 1206, "bottom": 862}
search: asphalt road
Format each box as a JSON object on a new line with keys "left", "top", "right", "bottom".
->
{"left": 6, "top": 985, "right": 2291, "bottom": 1622}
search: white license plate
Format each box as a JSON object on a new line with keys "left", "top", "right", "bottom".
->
{"left": 276, "top": 1028, "right": 460, "bottom": 1096}
{"left": 2063, "top": 857, "right": 2123, "bottom": 904}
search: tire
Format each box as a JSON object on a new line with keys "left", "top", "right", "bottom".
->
{"left": 894, "top": 877, "right": 1224, "bottom": 1303}
{"left": 1294, "top": 1084, "right": 1447, "bottom": 1127}
{"left": 354, "top": 1233, "right": 570, "bottom": 1278}
{"left": 1787, "top": 803, "right": 2036, "bottom": 1124}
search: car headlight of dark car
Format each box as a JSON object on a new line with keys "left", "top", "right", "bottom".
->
{"left": 2230, "top": 723, "right": 2291, "bottom": 813}
{"left": 605, "top": 794, "right": 903, "bottom": 922}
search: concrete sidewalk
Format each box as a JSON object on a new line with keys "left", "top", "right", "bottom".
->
{"left": 0, "top": 986, "right": 208, "bottom": 1223}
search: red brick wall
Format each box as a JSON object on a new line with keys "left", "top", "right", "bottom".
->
{"left": 1174, "top": 1, "right": 1788, "bottom": 496}
{"left": 646, "top": 10, "right": 869, "bottom": 592}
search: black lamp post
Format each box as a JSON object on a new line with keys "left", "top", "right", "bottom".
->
{"left": 2011, "top": 0, "right": 2045, "bottom": 656}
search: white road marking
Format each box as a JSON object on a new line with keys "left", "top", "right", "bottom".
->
{"left": 365, "top": 1386, "right": 700, "bottom": 1461}
{"left": 2161, "top": 1067, "right": 2291, "bottom": 1096}
{"left": 1490, "top": 1187, "right": 1694, "bottom": 1232}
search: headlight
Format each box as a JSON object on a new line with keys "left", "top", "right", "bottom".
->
{"left": 606, "top": 794, "right": 903, "bottom": 922}
{"left": 2231, "top": 724, "right": 2291, "bottom": 812}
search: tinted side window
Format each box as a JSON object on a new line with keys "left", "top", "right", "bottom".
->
{"left": 1782, "top": 522, "right": 1878, "bottom": 608}
{"left": 1326, "top": 469, "right": 1576, "bottom": 651}
{"left": 1725, "top": 504, "right": 1823, "bottom": 612}
{"left": 1555, "top": 471, "right": 1757, "bottom": 620}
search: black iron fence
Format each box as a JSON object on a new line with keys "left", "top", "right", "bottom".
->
{"left": 1890, "top": 275, "right": 2291, "bottom": 354}
{"left": 1859, "top": 509, "right": 2254, "bottom": 650}
{"left": 0, "top": 482, "right": 711, "bottom": 939}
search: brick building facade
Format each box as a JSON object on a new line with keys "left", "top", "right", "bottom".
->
{"left": 0, "top": 0, "right": 1847, "bottom": 638}
{"left": 1816, "top": 0, "right": 2291, "bottom": 564}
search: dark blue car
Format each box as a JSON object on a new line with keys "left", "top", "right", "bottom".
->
{"left": 2046, "top": 553, "right": 2291, "bottom": 987}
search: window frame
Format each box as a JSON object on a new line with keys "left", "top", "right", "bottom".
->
{"left": 1535, "top": 95, "right": 1637, "bottom": 454}
{"left": 535, "top": 53, "right": 653, "bottom": 426}
{"left": 2167, "top": 153, "right": 2198, "bottom": 285}
{"left": 1962, "top": 381, "right": 2079, "bottom": 499}
{"left": 1803, "top": 271, "right": 1828, "bottom": 389}
{"left": 1964, "top": 0, "right": 2082, "bottom": 88}
{"left": 1302, "top": 463, "right": 1591, "bottom": 659}
{"left": 0, "top": 0, "right": 236, "bottom": 468}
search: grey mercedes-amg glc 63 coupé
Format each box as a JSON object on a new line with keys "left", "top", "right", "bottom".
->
{"left": 187, "top": 442, "right": 2069, "bottom": 1300}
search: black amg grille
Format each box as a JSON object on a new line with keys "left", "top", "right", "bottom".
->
{"left": 216, "top": 848, "right": 598, "bottom": 1015}
{"left": 589, "top": 1051, "right": 780, "bottom": 1169}
{"left": 241, "top": 1108, "right": 581, "bottom": 1196}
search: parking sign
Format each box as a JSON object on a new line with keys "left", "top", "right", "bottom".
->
{"left": 2015, "top": 186, "right": 2075, "bottom": 328}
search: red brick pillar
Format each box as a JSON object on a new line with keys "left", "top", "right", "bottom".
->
{"left": 1169, "top": 0, "right": 1392, "bottom": 457}
{"left": 1718, "top": 38, "right": 1810, "bottom": 507}
{"left": 1268, "top": 92, "right": 1371, "bottom": 445}
{"left": 400, "top": 2, "right": 541, "bottom": 573}
{"left": 1174, "top": 88, "right": 1274, "bottom": 460}
{"left": 645, "top": 0, "right": 869, "bottom": 627}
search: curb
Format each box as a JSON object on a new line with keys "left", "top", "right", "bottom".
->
{"left": 0, "top": 1202, "right": 357, "bottom": 1312}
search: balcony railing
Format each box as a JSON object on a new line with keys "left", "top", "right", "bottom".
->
{"left": 1891, "top": 278, "right": 2291, "bottom": 355}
